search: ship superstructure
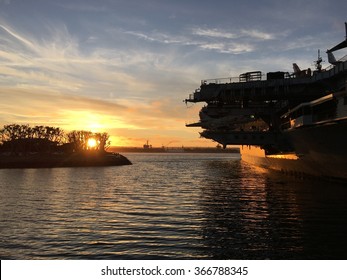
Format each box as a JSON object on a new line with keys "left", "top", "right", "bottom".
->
{"left": 185, "top": 23, "right": 347, "bottom": 180}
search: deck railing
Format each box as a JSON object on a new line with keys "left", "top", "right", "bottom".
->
{"left": 201, "top": 77, "right": 239, "bottom": 85}
{"left": 201, "top": 73, "right": 268, "bottom": 85}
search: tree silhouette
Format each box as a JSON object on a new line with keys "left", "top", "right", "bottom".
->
{"left": 67, "top": 130, "right": 110, "bottom": 152}
{"left": 0, "top": 124, "right": 110, "bottom": 155}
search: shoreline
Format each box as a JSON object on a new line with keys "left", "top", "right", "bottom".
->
{"left": 110, "top": 146, "right": 240, "bottom": 153}
{"left": 0, "top": 152, "right": 132, "bottom": 169}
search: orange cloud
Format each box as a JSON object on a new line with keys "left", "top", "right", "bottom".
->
{"left": 0, "top": 87, "right": 212, "bottom": 147}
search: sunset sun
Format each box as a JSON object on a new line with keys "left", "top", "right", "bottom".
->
{"left": 87, "top": 138, "right": 97, "bottom": 149}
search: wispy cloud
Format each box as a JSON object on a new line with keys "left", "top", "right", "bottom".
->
{"left": 0, "top": 24, "right": 36, "bottom": 51}
{"left": 0, "top": 23, "right": 87, "bottom": 91}
{"left": 187, "top": 26, "right": 280, "bottom": 54}
{"left": 240, "top": 29, "right": 275, "bottom": 40}
{"left": 191, "top": 28, "right": 238, "bottom": 39}
{"left": 121, "top": 29, "right": 199, "bottom": 46}
{"left": 191, "top": 27, "right": 275, "bottom": 41}
{"left": 199, "top": 42, "right": 254, "bottom": 54}
{"left": 0, "top": 22, "right": 161, "bottom": 99}
{"left": 121, "top": 27, "right": 257, "bottom": 54}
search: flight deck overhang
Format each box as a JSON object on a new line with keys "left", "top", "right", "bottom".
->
{"left": 200, "top": 130, "right": 283, "bottom": 146}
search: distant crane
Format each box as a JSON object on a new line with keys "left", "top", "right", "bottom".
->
{"left": 162, "top": 141, "right": 180, "bottom": 150}
{"left": 165, "top": 141, "right": 175, "bottom": 147}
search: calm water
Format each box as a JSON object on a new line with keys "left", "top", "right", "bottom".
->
{"left": 1, "top": 153, "right": 347, "bottom": 260}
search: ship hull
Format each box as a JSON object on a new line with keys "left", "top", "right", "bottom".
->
{"left": 241, "top": 119, "right": 347, "bottom": 180}
{"left": 241, "top": 146, "right": 322, "bottom": 178}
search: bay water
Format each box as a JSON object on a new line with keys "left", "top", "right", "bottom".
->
{"left": 1, "top": 153, "right": 347, "bottom": 259}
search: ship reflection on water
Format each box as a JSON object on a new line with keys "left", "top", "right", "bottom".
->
{"left": 0, "top": 153, "right": 347, "bottom": 259}
{"left": 198, "top": 159, "right": 347, "bottom": 259}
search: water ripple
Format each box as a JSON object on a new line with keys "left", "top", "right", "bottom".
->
{"left": 1, "top": 153, "right": 347, "bottom": 259}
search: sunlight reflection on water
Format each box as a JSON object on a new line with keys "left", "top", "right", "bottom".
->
{"left": 1, "top": 153, "right": 347, "bottom": 259}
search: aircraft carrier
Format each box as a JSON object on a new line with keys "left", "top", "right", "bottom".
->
{"left": 185, "top": 23, "right": 347, "bottom": 180}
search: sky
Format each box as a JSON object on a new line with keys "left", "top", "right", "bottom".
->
{"left": 0, "top": 0, "right": 346, "bottom": 147}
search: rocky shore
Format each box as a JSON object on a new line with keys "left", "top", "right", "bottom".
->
{"left": 0, "top": 152, "right": 132, "bottom": 169}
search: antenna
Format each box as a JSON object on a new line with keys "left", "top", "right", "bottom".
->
{"left": 314, "top": 49, "right": 323, "bottom": 71}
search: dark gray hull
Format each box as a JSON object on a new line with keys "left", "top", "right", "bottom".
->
{"left": 242, "top": 119, "right": 347, "bottom": 180}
